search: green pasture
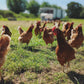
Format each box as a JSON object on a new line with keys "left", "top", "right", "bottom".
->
{"left": 0, "top": 19, "right": 84, "bottom": 84}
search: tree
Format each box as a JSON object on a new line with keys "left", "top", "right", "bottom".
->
{"left": 27, "top": 0, "right": 40, "bottom": 16}
{"left": 7, "top": 0, "right": 27, "bottom": 14}
{"left": 80, "top": 11, "right": 84, "bottom": 18}
{"left": 67, "top": 2, "right": 82, "bottom": 18}
{"left": 40, "top": 2, "right": 51, "bottom": 7}
{"left": 51, "top": 5, "right": 62, "bottom": 9}
{"left": 51, "top": 5, "right": 58, "bottom": 8}
{"left": 80, "top": 7, "right": 84, "bottom": 18}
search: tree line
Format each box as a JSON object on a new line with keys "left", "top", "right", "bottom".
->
{"left": 7, "top": 0, "right": 84, "bottom": 18}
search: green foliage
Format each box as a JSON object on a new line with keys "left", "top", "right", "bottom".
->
{"left": 20, "top": 13, "right": 36, "bottom": 18}
{"left": 20, "top": 13, "right": 30, "bottom": 18}
{"left": 7, "top": 0, "right": 27, "bottom": 14}
{"left": 0, "top": 10, "right": 40, "bottom": 21}
{"left": 66, "top": 2, "right": 82, "bottom": 18}
{"left": 40, "top": 2, "right": 62, "bottom": 9}
{"left": 0, "top": 10, "right": 16, "bottom": 18}
{"left": 51, "top": 5, "right": 62, "bottom": 9}
{"left": 0, "top": 15, "right": 3, "bottom": 18}
{"left": 51, "top": 5, "right": 58, "bottom": 8}
{"left": 80, "top": 8, "right": 84, "bottom": 18}
{"left": 40, "top": 2, "right": 51, "bottom": 7}
{"left": 27, "top": 0, "right": 40, "bottom": 16}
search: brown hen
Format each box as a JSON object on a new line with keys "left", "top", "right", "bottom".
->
{"left": 0, "top": 35, "right": 11, "bottom": 78}
{"left": 54, "top": 20, "right": 61, "bottom": 28}
{"left": 62, "top": 22, "right": 70, "bottom": 36}
{"left": 68, "top": 24, "right": 83, "bottom": 49}
{"left": 40, "top": 21, "right": 47, "bottom": 32}
{"left": 1, "top": 25, "right": 12, "bottom": 37}
{"left": 34, "top": 21, "right": 47, "bottom": 35}
{"left": 43, "top": 27, "right": 54, "bottom": 45}
{"left": 18, "top": 24, "right": 34, "bottom": 45}
{"left": 34, "top": 21, "right": 41, "bottom": 36}
{"left": 52, "top": 28, "right": 75, "bottom": 72}
{"left": 66, "top": 22, "right": 74, "bottom": 40}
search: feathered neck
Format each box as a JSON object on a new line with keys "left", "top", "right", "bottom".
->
{"left": 27, "top": 26, "right": 33, "bottom": 33}
{"left": 5, "top": 26, "right": 10, "bottom": 32}
{"left": 36, "top": 24, "right": 40, "bottom": 28}
{"left": 42, "top": 23, "right": 46, "bottom": 28}
{"left": 56, "top": 33, "right": 66, "bottom": 48}
{"left": 70, "top": 24, "right": 73, "bottom": 29}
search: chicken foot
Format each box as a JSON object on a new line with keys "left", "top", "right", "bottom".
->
{"left": 62, "top": 62, "right": 70, "bottom": 73}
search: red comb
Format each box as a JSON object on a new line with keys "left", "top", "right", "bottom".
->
{"left": 52, "top": 26, "right": 56, "bottom": 31}
{"left": 3, "top": 25, "right": 5, "bottom": 27}
{"left": 53, "top": 32, "right": 56, "bottom": 36}
{"left": 67, "top": 22, "right": 70, "bottom": 25}
{"left": 78, "top": 24, "right": 82, "bottom": 27}
{"left": 72, "top": 22, "right": 74, "bottom": 24}
{"left": 40, "top": 29, "right": 42, "bottom": 32}
{"left": 37, "top": 21, "right": 40, "bottom": 24}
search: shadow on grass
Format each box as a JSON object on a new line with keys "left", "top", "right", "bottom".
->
{"left": 15, "top": 67, "right": 43, "bottom": 75}
{"left": 11, "top": 44, "right": 17, "bottom": 50}
{"left": 0, "top": 78, "right": 14, "bottom": 84}
{"left": 15, "top": 68, "right": 27, "bottom": 75}
{"left": 23, "top": 46, "right": 42, "bottom": 52}
{"left": 67, "top": 71, "right": 84, "bottom": 84}
{"left": 48, "top": 46, "right": 56, "bottom": 51}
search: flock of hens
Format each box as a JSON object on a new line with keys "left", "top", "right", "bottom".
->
{"left": 0, "top": 20, "right": 84, "bottom": 79}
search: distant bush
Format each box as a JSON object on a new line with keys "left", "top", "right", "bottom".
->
{"left": 20, "top": 13, "right": 36, "bottom": 18}
{"left": 0, "top": 15, "right": 3, "bottom": 18}
{"left": 28, "top": 14, "right": 36, "bottom": 18}
{"left": 15, "top": 14, "right": 24, "bottom": 18}
{"left": 0, "top": 10, "right": 39, "bottom": 20}
{"left": 0, "top": 10, "right": 16, "bottom": 18}
{"left": 80, "top": 10, "right": 84, "bottom": 18}
{"left": 20, "top": 13, "right": 29, "bottom": 18}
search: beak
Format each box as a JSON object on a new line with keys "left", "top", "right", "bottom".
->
{"left": 40, "top": 29, "right": 42, "bottom": 32}
{"left": 52, "top": 30, "right": 54, "bottom": 35}
{"left": 52, "top": 30, "right": 57, "bottom": 36}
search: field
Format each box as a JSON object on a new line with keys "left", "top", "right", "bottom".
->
{"left": 0, "top": 19, "right": 84, "bottom": 84}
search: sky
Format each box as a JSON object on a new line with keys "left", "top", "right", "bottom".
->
{"left": 0, "top": 0, "right": 84, "bottom": 10}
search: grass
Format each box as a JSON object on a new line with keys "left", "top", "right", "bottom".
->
{"left": 0, "top": 18, "right": 84, "bottom": 84}
{"left": 17, "top": 18, "right": 40, "bottom": 21}
{"left": 0, "top": 17, "right": 40, "bottom": 21}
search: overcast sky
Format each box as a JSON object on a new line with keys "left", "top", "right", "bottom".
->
{"left": 0, "top": 0, "right": 84, "bottom": 10}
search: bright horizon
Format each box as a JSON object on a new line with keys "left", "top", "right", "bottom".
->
{"left": 0, "top": 0, "right": 84, "bottom": 10}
